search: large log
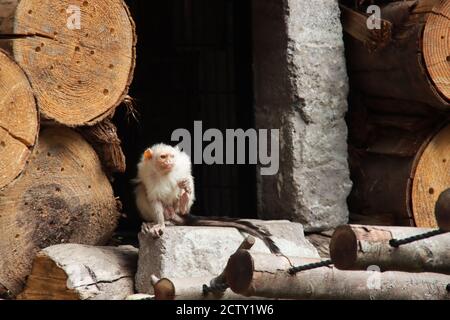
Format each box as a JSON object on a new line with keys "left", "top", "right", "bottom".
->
{"left": 0, "top": 0, "right": 136, "bottom": 126}
{"left": 225, "top": 250, "right": 450, "bottom": 300}
{"left": 345, "top": 0, "right": 450, "bottom": 111}
{"left": 330, "top": 224, "right": 450, "bottom": 273}
{"left": 0, "top": 127, "right": 120, "bottom": 298}
{"left": 0, "top": 49, "right": 38, "bottom": 189}
{"left": 348, "top": 100, "right": 450, "bottom": 227}
{"left": 18, "top": 244, "right": 137, "bottom": 300}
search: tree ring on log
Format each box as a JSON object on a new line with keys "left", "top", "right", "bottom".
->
{"left": 329, "top": 225, "right": 358, "bottom": 270}
{"left": 423, "top": 0, "right": 450, "bottom": 102}
{"left": 153, "top": 278, "right": 176, "bottom": 301}
{"left": 225, "top": 250, "right": 254, "bottom": 295}
{"left": 11, "top": 0, "right": 136, "bottom": 126}
{"left": 412, "top": 124, "right": 450, "bottom": 228}
{"left": 0, "top": 50, "right": 38, "bottom": 189}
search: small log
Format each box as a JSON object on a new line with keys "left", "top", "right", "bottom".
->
{"left": 225, "top": 250, "right": 450, "bottom": 300}
{"left": 78, "top": 117, "right": 126, "bottom": 175}
{"left": 150, "top": 276, "right": 263, "bottom": 300}
{"left": 18, "top": 245, "right": 138, "bottom": 300}
{"left": 330, "top": 224, "right": 450, "bottom": 274}
{"left": 345, "top": 0, "right": 450, "bottom": 110}
{"left": 0, "top": 0, "right": 136, "bottom": 126}
{"left": 0, "top": 127, "right": 120, "bottom": 297}
{"left": 206, "top": 235, "right": 255, "bottom": 294}
{"left": 0, "top": 49, "right": 38, "bottom": 189}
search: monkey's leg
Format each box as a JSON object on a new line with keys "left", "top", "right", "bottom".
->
{"left": 140, "top": 200, "right": 166, "bottom": 239}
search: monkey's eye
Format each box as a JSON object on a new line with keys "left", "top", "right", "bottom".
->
{"left": 160, "top": 154, "right": 167, "bottom": 159}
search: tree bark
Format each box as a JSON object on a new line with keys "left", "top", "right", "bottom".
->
{"left": 225, "top": 250, "right": 450, "bottom": 300}
{"left": 345, "top": 0, "right": 450, "bottom": 111}
{"left": 0, "top": 49, "right": 38, "bottom": 189}
{"left": 330, "top": 224, "right": 450, "bottom": 274}
{"left": 0, "top": 0, "right": 136, "bottom": 126}
{"left": 78, "top": 117, "right": 126, "bottom": 176}
{"left": 18, "top": 244, "right": 138, "bottom": 300}
{"left": 0, "top": 127, "right": 120, "bottom": 297}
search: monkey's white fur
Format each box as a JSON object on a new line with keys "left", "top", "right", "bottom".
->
{"left": 134, "top": 144, "right": 195, "bottom": 237}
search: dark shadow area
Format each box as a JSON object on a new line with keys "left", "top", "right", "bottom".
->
{"left": 114, "top": 0, "right": 256, "bottom": 233}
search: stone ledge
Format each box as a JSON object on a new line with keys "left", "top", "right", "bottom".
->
{"left": 136, "top": 220, "right": 319, "bottom": 294}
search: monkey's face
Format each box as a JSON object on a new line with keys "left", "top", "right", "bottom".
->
{"left": 156, "top": 152, "right": 175, "bottom": 174}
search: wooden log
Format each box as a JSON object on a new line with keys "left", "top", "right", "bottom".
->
{"left": 205, "top": 235, "right": 255, "bottom": 294}
{"left": 0, "top": 49, "right": 38, "bottom": 189}
{"left": 0, "top": 0, "right": 136, "bottom": 126}
{"left": 348, "top": 99, "right": 450, "bottom": 227}
{"left": 18, "top": 244, "right": 137, "bottom": 300}
{"left": 412, "top": 124, "right": 450, "bottom": 227}
{"left": 150, "top": 275, "right": 263, "bottom": 300}
{"left": 77, "top": 117, "right": 126, "bottom": 175}
{"left": 339, "top": 4, "right": 392, "bottom": 51}
{"left": 0, "top": 127, "right": 120, "bottom": 297}
{"left": 330, "top": 224, "right": 450, "bottom": 273}
{"left": 225, "top": 250, "right": 450, "bottom": 300}
{"left": 345, "top": 0, "right": 450, "bottom": 111}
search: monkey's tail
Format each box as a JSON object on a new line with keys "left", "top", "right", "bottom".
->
{"left": 182, "top": 215, "right": 281, "bottom": 254}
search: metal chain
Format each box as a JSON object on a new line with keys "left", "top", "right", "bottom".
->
{"left": 288, "top": 259, "right": 333, "bottom": 275}
{"left": 389, "top": 229, "right": 445, "bottom": 248}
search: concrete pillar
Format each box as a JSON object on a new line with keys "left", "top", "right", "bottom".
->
{"left": 253, "top": 0, "right": 352, "bottom": 231}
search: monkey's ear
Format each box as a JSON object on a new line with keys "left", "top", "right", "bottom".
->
{"left": 144, "top": 149, "right": 153, "bottom": 160}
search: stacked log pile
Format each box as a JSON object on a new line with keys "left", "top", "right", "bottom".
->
{"left": 0, "top": 0, "right": 135, "bottom": 298}
{"left": 16, "top": 190, "right": 450, "bottom": 300}
{"left": 341, "top": 0, "right": 450, "bottom": 227}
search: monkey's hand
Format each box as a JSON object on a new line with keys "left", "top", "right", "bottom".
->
{"left": 141, "top": 222, "right": 165, "bottom": 239}
{"left": 179, "top": 191, "right": 190, "bottom": 215}
{"left": 178, "top": 179, "right": 192, "bottom": 194}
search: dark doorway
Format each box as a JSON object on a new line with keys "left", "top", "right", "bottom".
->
{"left": 114, "top": 0, "right": 256, "bottom": 232}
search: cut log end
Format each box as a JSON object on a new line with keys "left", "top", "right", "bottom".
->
{"left": 18, "top": 254, "right": 79, "bottom": 300}
{"left": 0, "top": 50, "right": 38, "bottom": 189}
{"left": 435, "top": 188, "right": 450, "bottom": 232}
{"left": 423, "top": 0, "right": 450, "bottom": 102}
{"left": 412, "top": 123, "right": 450, "bottom": 228}
{"left": 4, "top": 0, "right": 136, "bottom": 126}
{"left": 329, "top": 225, "right": 357, "bottom": 270}
{"left": 225, "top": 250, "right": 254, "bottom": 295}
{"left": 153, "top": 278, "right": 176, "bottom": 301}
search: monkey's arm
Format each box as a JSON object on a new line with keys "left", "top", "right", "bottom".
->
{"left": 178, "top": 176, "right": 195, "bottom": 215}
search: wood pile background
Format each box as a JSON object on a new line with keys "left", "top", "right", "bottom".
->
{"left": 1, "top": 0, "right": 449, "bottom": 301}
{"left": 0, "top": 0, "right": 135, "bottom": 298}
{"left": 341, "top": 0, "right": 450, "bottom": 228}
